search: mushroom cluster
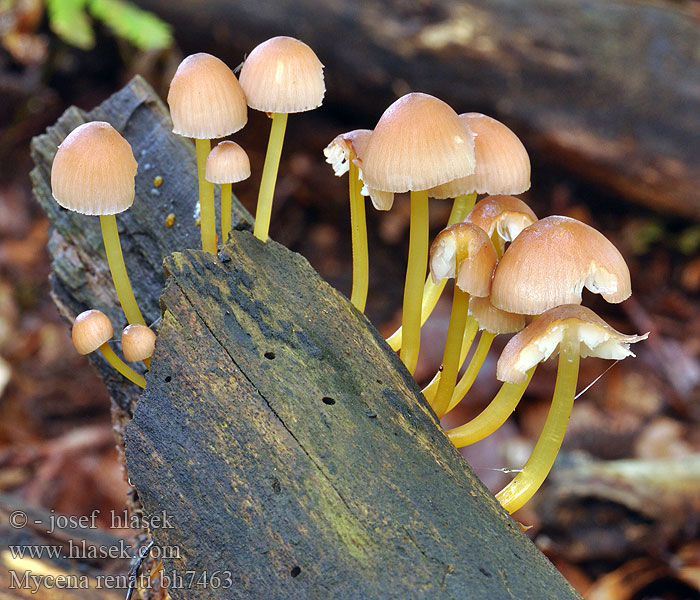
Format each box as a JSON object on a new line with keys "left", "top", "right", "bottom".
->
{"left": 51, "top": 36, "right": 646, "bottom": 515}
{"left": 322, "top": 86, "right": 647, "bottom": 512}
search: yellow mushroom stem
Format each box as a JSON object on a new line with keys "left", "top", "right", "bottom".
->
{"left": 495, "top": 335, "right": 580, "bottom": 514}
{"left": 253, "top": 112, "right": 288, "bottom": 241}
{"left": 432, "top": 287, "right": 470, "bottom": 418}
{"left": 221, "top": 182, "right": 232, "bottom": 244}
{"left": 349, "top": 160, "right": 369, "bottom": 312}
{"left": 400, "top": 189, "right": 430, "bottom": 375}
{"left": 387, "top": 192, "right": 476, "bottom": 351}
{"left": 195, "top": 139, "right": 217, "bottom": 254}
{"left": 422, "top": 315, "right": 478, "bottom": 403}
{"left": 446, "top": 331, "right": 496, "bottom": 414}
{"left": 99, "top": 343, "right": 146, "bottom": 388}
{"left": 99, "top": 214, "right": 146, "bottom": 327}
{"left": 446, "top": 368, "right": 536, "bottom": 447}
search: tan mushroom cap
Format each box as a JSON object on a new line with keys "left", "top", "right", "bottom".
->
{"left": 429, "top": 222, "right": 497, "bottom": 297}
{"left": 51, "top": 122, "right": 137, "bottom": 216}
{"left": 465, "top": 195, "right": 538, "bottom": 255}
{"left": 428, "top": 113, "right": 531, "bottom": 199}
{"left": 469, "top": 296, "right": 527, "bottom": 335}
{"left": 497, "top": 304, "right": 648, "bottom": 384}
{"left": 205, "top": 141, "right": 251, "bottom": 184}
{"left": 357, "top": 93, "right": 476, "bottom": 198}
{"left": 167, "top": 53, "right": 247, "bottom": 139}
{"left": 323, "top": 129, "right": 372, "bottom": 177}
{"left": 239, "top": 36, "right": 325, "bottom": 113}
{"left": 72, "top": 309, "right": 113, "bottom": 355}
{"left": 491, "top": 216, "right": 632, "bottom": 315}
{"left": 121, "top": 324, "right": 156, "bottom": 362}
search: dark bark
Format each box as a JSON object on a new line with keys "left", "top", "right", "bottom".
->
{"left": 32, "top": 77, "right": 581, "bottom": 599}
{"left": 142, "top": 0, "right": 700, "bottom": 220}
{"left": 125, "top": 231, "right": 580, "bottom": 599}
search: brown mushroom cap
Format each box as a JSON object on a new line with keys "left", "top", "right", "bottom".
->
{"left": 497, "top": 304, "right": 648, "bottom": 383}
{"left": 239, "top": 36, "right": 325, "bottom": 113}
{"left": 428, "top": 113, "right": 531, "bottom": 199}
{"left": 72, "top": 310, "right": 113, "bottom": 355}
{"left": 469, "top": 296, "right": 527, "bottom": 335}
{"left": 323, "top": 129, "right": 372, "bottom": 177}
{"left": 358, "top": 93, "right": 475, "bottom": 195}
{"left": 51, "top": 122, "right": 137, "bottom": 216}
{"left": 167, "top": 53, "right": 247, "bottom": 139}
{"left": 465, "top": 195, "right": 538, "bottom": 248}
{"left": 491, "top": 216, "right": 632, "bottom": 315}
{"left": 121, "top": 324, "right": 156, "bottom": 362}
{"left": 429, "top": 222, "right": 497, "bottom": 297}
{"left": 205, "top": 141, "right": 251, "bottom": 184}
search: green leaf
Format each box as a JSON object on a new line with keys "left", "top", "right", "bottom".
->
{"left": 88, "top": 0, "right": 173, "bottom": 50}
{"left": 45, "top": 0, "right": 95, "bottom": 50}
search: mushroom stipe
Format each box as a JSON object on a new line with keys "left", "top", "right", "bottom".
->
{"left": 387, "top": 191, "right": 476, "bottom": 351}
{"left": 399, "top": 190, "right": 430, "bottom": 375}
{"left": 195, "top": 138, "right": 217, "bottom": 253}
{"left": 99, "top": 344, "right": 147, "bottom": 389}
{"left": 253, "top": 112, "right": 288, "bottom": 241}
{"left": 348, "top": 159, "right": 369, "bottom": 312}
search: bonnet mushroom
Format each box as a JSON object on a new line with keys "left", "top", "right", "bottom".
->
{"left": 357, "top": 92, "right": 476, "bottom": 374}
{"left": 205, "top": 140, "right": 251, "bottom": 243}
{"left": 425, "top": 222, "right": 497, "bottom": 417}
{"left": 121, "top": 324, "right": 157, "bottom": 364}
{"left": 168, "top": 52, "right": 248, "bottom": 253}
{"left": 239, "top": 36, "right": 325, "bottom": 242}
{"left": 51, "top": 121, "right": 146, "bottom": 328}
{"left": 490, "top": 304, "right": 647, "bottom": 513}
{"left": 324, "top": 129, "right": 372, "bottom": 311}
{"left": 72, "top": 310, "right": 145, "bottom": 388}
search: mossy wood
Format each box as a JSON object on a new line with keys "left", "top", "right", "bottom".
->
{"left": 125, "top": 231, "right": 579, "bottom": 599}
{"left": 32, "top": 78, "right": 580, "bottom": 599}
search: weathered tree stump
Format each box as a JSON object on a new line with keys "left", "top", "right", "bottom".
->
{"left": 32, "top": 77, "right": 581, "bottom": 598}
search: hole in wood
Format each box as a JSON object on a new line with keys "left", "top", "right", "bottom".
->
{"left": 264, "top": 351, "right": 275, "bottom": 360}
{"left": 321, "top": 397, "right": 336, "bottom": 406}
{"left": 290, "top": 566, "right": 301, "bottom": 578}
{"left": 164, "top": 375, "right": 172, "bottom": 383}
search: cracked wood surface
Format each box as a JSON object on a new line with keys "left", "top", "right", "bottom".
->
{"left": 124, "top": 231, "right": 580, "bottom": 600}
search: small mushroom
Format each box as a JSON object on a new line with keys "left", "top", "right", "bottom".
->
{"left": 72, "top": 310, "right": 145, "bottom": 388}
{"left": 121, "top": 324, "right": 157, "bottom": 364}
{"left": 51, "top": 121, "right": 146, "bottom": 328}
{"left": 239, "top": 36, "right": 325, "bottom": 242}
{"left": 205, "top": 141, "right": 251, "bottom": 243}
{"left": 424, "top": 222, "right": 497, "bottom": 417}
{"left": 323, "top": 130, "right": 372, "bottom": 312}
{"left": 454, "top": 304, "right": 647, "bottom": 514}
{"left": 358, "top": 93, "right": 476, "bottom": 374}
{"left": 168, "top": 53, "right": 248, "bottom": 253}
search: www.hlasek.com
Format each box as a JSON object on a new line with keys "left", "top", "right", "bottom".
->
{"left": 6, "top": 508, "right": 233, "bottom": 592}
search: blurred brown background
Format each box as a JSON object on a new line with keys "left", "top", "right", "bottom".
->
{"left": 1, "top": 0, "right": 700, "bottom": 597}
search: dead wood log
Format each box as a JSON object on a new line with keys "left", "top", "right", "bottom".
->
{"left": 142, "top": 0, "right": 700, "bottom": 220}
{"left": 32, "top": 77, "right": 581, "bottom": 599}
